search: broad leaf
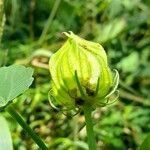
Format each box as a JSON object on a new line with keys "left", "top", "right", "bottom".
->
{"left": 0, "top": 65, "right": 34, "bottom": 108}
{"left": 138, "top": 133, "right": 150, "bottom": 150}
{"left": 0, "top": 115, "right": 13, "bottom": 150}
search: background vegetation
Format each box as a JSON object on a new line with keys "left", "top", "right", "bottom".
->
{"left": 0, "top": 0, "right": 150, "bottom": 149}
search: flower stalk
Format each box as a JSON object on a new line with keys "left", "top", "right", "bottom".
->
{"left": 83, "top": 104, "right": 97, "bottom": 150}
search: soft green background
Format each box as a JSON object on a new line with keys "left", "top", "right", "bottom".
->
{"left": 0, "top": 0, "right": 150, "bottom": 149}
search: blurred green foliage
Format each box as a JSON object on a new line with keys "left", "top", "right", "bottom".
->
{"left": 139, "top": 132, "right": 150, "bottom": 150}
{"left": 0, "top": 0, "right": 150, "bottom": 149}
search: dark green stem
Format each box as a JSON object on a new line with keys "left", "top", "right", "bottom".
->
{"left": 83, "top": 105, "right": 97, "bottom": 150}
{"left": 6, "top": 105, "right": 48, "bottom": 150}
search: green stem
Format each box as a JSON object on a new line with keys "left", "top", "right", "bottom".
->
{"left": 6, "top": 105, "right": 48, "bottom": 150}
{"left": 38, "top": 0, "right": 61, "bottom": 44}
{"left": 83, "top": 105, "right": 97, "bottom": 150}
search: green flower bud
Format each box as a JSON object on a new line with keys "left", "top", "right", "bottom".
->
{"left": 49, "top": 32, "right": 119, "bottom": 111}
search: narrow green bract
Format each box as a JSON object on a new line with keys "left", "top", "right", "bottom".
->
{"left": 49, "top": 32, "right": 119, "bottom": 110}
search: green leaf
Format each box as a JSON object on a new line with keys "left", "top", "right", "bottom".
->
{"left": 0, "top": 115, "right": 13, "bottom": 150}
{"left": 138, "top": 133, "right": 150, "bottom": 150}
{"left": 95, "top": 18, "right": 126, "bottom": 43}
{"left": 0, "top": 65, "right": 34, "bottom": 108}
{"left": 117, "top": 51, "right": 139, "bottom": 73}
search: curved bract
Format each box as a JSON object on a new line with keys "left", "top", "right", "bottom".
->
{"left": 49, "top": 31, "right": 119, "bottom": 111}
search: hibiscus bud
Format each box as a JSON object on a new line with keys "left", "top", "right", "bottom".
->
{"left": 49, "top": 32, "right": 119, "bottom": 111}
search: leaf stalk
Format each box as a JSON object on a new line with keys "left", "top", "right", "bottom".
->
{"left": 6, "top": 105, "right": 48, "bottom": 150}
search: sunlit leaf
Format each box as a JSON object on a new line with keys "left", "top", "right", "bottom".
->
{"left": 0, "top": 115, "right": 13, "bottom": 150}
{"left": 0, "top": 65, "right": 34, "bottom": 108}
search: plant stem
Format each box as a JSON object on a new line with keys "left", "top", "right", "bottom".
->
{"left": 6, "top": 105, "right": 48, "bottom": 150}
{"left": 83, "top": 105, "right": 97, "bottom": 150}
{"left": 38, "top": 0, "right": 61, "bottom": 44}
